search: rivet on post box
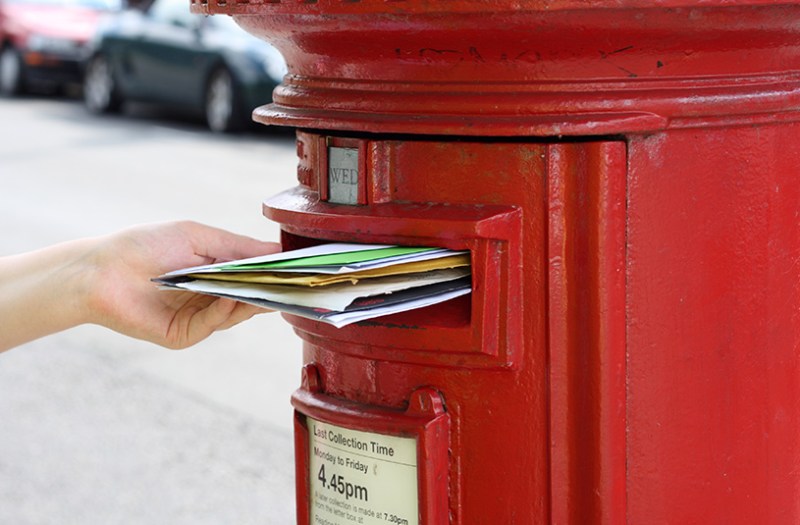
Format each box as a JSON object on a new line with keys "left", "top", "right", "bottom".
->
{"left": 189, "top": 1, "right": 800, "bottom": 524}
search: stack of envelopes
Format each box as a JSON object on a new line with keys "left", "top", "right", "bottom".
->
{"left": 155, "top": 243, "right": 471, "bottom": 328}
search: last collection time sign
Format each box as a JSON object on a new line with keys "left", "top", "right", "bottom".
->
{"left": 308, "top": 418, "right": 419, "bottom": 525}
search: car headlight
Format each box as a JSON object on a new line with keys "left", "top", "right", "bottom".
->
{"left": 27, "top": 35, "right": 83, "bottom": 56}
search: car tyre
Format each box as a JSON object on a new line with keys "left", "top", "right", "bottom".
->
{"left": 0, "top": 46, "right": 26, "bottom": 96}
{"left": 83, "top": 54, "right": 122, "bottom": 114}
{"left": 205, "top": 67, "right": 243, "bottom": 133}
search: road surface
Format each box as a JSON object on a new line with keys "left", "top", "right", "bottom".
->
{"left": 0, "top": 95, "right": 302, "bottom": 524}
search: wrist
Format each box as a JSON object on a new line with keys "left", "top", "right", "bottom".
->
{"left": 0, "top": 236, "right": 104, "bottom": 351}
{"left": 58, "top": 237, "right": 105, "bottom": 329}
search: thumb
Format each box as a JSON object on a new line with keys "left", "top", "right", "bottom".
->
{"left": 182, "top": 221, "right": 281, "bottom": 263}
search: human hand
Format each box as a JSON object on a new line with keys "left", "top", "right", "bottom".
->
{"left": 85, "top": 221, "right": 280, "bottom": 349}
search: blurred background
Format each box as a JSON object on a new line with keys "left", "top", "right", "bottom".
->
{"left": 0, "top": 0, "right": 302, "bottom": 522}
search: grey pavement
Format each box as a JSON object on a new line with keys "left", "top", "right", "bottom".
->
{"left": 0, "top": 96, "right": 302, "bottom": 524}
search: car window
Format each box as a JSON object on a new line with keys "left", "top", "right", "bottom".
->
{"left": 147, "top": 0, "right": 195, "bottom": 27}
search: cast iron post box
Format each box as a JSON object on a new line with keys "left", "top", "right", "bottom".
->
{"left": 190, "top": 2, "right": 800, "bottom": 523}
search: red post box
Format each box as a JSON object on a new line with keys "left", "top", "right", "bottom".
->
{"left": 190, "top": 2, "right": 800, "bottom": 523}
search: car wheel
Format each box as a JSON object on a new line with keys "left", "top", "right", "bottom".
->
{"left": 0, "top": 46, "right": 25, "bottom": 96}
{"left": 205, "top": 67, "right": 243, "bottom": 133}
{"left": 83, "top": 54, "right": 122, "bottom": 113}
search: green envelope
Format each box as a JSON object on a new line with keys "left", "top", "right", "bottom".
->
{"left": 217, "top": 246, "right": 437, "bottom": 271}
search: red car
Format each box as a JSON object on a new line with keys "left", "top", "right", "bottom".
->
{"left": 0, "top": 0, "right": 120, "bottom": 95}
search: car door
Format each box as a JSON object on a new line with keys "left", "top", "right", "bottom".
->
{"left": 128, "top": 0, "right": 207, "bottom": 106}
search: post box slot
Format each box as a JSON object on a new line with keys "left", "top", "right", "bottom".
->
{"left": 279, "top": 230, "right": 473, "bottom": 330}
{"left": 265, "top": 188, "right": 522, "bottom": 368}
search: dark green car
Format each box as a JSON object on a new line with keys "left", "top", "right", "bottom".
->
{"left": 82, "top": 0, "right": 286, "bottom": 132}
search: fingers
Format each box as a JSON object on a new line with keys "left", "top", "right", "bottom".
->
{"left": 172, "top": 298, "right": 269, "bottom": 349}
{"left": 214, "top": 301, "right": 268, "bottom": 331}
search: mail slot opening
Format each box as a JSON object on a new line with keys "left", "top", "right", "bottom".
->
{"left": 265, "top": 188, "right": 520, "bottom": 364}
{"left": 278, "top": 230, "right": 473, "bottom": 330}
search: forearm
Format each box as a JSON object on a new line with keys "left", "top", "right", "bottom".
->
{"left": 0, "top": 237, "right": 100, "bottom": 352}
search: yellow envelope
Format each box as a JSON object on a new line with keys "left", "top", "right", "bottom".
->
{"left": 188, "top": 254, "right": 471, "bottom": 287}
